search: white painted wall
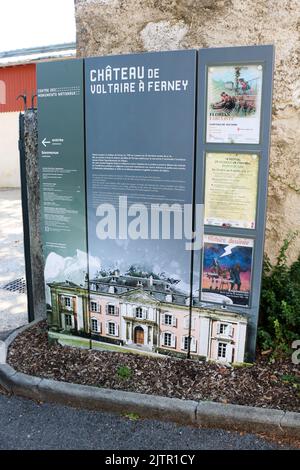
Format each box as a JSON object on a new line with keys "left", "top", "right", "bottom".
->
{"left": 77, "top": 296, "right": 84, "bottom": 330}
{"left": 199, "top": 316, "right": 210, "bottom": 357}
{"left": 236, "top": 322, "right": 247, "bottom": 363}
{"left": 0, "top": 112, "right": 20, "bottom": 188}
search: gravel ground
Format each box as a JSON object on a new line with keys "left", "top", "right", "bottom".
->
{"left": 7, "top": 321, "right": 300, "bottom": 412}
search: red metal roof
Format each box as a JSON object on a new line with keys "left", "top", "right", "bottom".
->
{"left": 0, "top": 63, "right": 36, "bottom": 113}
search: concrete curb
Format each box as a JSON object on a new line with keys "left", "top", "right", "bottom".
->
{"left": 0, "top": 321, "right": 299, "bottom": 437}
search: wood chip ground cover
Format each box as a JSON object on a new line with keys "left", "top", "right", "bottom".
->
{"left": 7, "top": 322, "right": 300, "bottom": 412}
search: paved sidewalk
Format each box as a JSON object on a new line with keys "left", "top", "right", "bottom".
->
{"left": 0, "top": 393, "right": 284, "bottom": 450}
{"left": 0, "top": 189, "right": 28, "bottom": 332}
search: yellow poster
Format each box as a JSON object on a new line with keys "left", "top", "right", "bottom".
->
{"left": 204, "top": 153, "right": 259, "bottom": 229}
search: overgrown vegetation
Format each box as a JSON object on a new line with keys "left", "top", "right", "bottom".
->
{"left": 258, "top": 232, "right": 300, "bottom": 356}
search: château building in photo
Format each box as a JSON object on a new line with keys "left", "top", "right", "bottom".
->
{"left": 48, "top": 271, "right": 247, "bottom": 363}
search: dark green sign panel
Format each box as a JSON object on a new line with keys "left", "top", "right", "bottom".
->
{"left": 37, "top": 60, "right": 87, "bottom": 321}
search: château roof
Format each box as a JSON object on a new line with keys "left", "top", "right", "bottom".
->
{"left": 89, "top": 273, "right": 189, "bottom": 306}
{"left": 47, "top": 273, "right": 248, "bottom": 318}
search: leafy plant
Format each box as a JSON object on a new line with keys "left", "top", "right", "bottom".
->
{"left": 116, "top": 365, "right": 132, "bottom": 380}
{"left": 280, "top": 374, "right": 300, "bottom": 387}
{"left": 123, "top": 412, "right": 140, "bottom": 421}
{"left": 258, "top": 232, "right": 300, "bottom": 356}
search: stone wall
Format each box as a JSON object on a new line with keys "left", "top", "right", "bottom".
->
{"left": 75, "top": 0, "right": 300, "bottom": 263}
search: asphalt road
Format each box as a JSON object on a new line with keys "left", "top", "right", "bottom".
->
{"left": 0, "top": 393, "right": 284, "bottom": 450}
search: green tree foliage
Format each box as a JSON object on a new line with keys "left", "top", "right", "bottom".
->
{"left": 258, "top": 232, "right": 300, "bottom": 355}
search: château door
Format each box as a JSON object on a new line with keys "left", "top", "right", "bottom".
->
{"left": 134, "top": 326, "right": 144, "bottom": 345}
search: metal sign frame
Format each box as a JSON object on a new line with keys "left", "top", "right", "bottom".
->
{"left": 193, "top": 45, "right": 274, "bottom": 361}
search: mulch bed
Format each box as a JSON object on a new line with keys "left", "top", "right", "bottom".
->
{"left": 7, "top": 321, "right": 300, "bottom": 412}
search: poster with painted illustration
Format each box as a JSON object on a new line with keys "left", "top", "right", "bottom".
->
{"left": 204, "top": 153, "right": 259, "bottom": 229}
{"left": 206, "top": 64, "right": 263, "bottom": 144}
{"left": 201, "top": 235, "right": 254, "bottom": 306}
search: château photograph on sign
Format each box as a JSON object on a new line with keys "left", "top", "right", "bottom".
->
{"left": 206, "top": 64, "right": 263, "bottom": 144}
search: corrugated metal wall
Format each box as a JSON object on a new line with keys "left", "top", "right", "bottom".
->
{"left": 0, "top": 63, "right": 36, "bottom": 113}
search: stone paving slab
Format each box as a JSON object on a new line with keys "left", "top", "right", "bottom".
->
{"left": 0, "top": 189, "right": 28, "bottom": 332}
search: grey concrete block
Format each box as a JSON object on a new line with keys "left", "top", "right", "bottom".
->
{"left": 38, "top": 378, "right": 197, "bottom": 424}
{"left": 196, "top": 401, "right": 285, "bottom": 435}
{"left": 281, "top": 411, "right": 300, "bottom": 438}
{"left": 0, "top": 341, "right": 6, "bottom": 364}
{"left": 10, "top": 372, "right": 42, "bottom": 401}
{"left": 0, "top": 363, "right": 17, "bottom": 391}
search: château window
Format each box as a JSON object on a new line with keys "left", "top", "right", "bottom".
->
{"left": 91, "top": 318, "right": 98, "bottom": 333}
{"left": 90, "top": 301, "right": 99, "bottom": 313}
{"left": 219, "top": 323, "right": 228, "bottom": 335}
{"left": 64, "top": 297, "right": 71, "bottom": 308}
{"left": 136, "top": 307, "right": 143, "bottom": 318}
{"left": 164, "top": 314, "right": 172, "bottom": 325}
{"left": 106, "top": 304, "right": 119, "bottom": 316}
{"left": 218, "top": 342, "right": 227, "bottom": 359}
{"left": 108, "top": 305, "right": 115, "bottom": 315}
{"left": 164, "top": 332, "right": 172, "bottom": 347}
{"left": 181, "top": 336, "right": 196, "bottom": 352}
{"left": 64, "top": 314, "right": 72, "bottom": 328}
{"left": 108, "top": 322, "right": 115, "bottom": 336}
